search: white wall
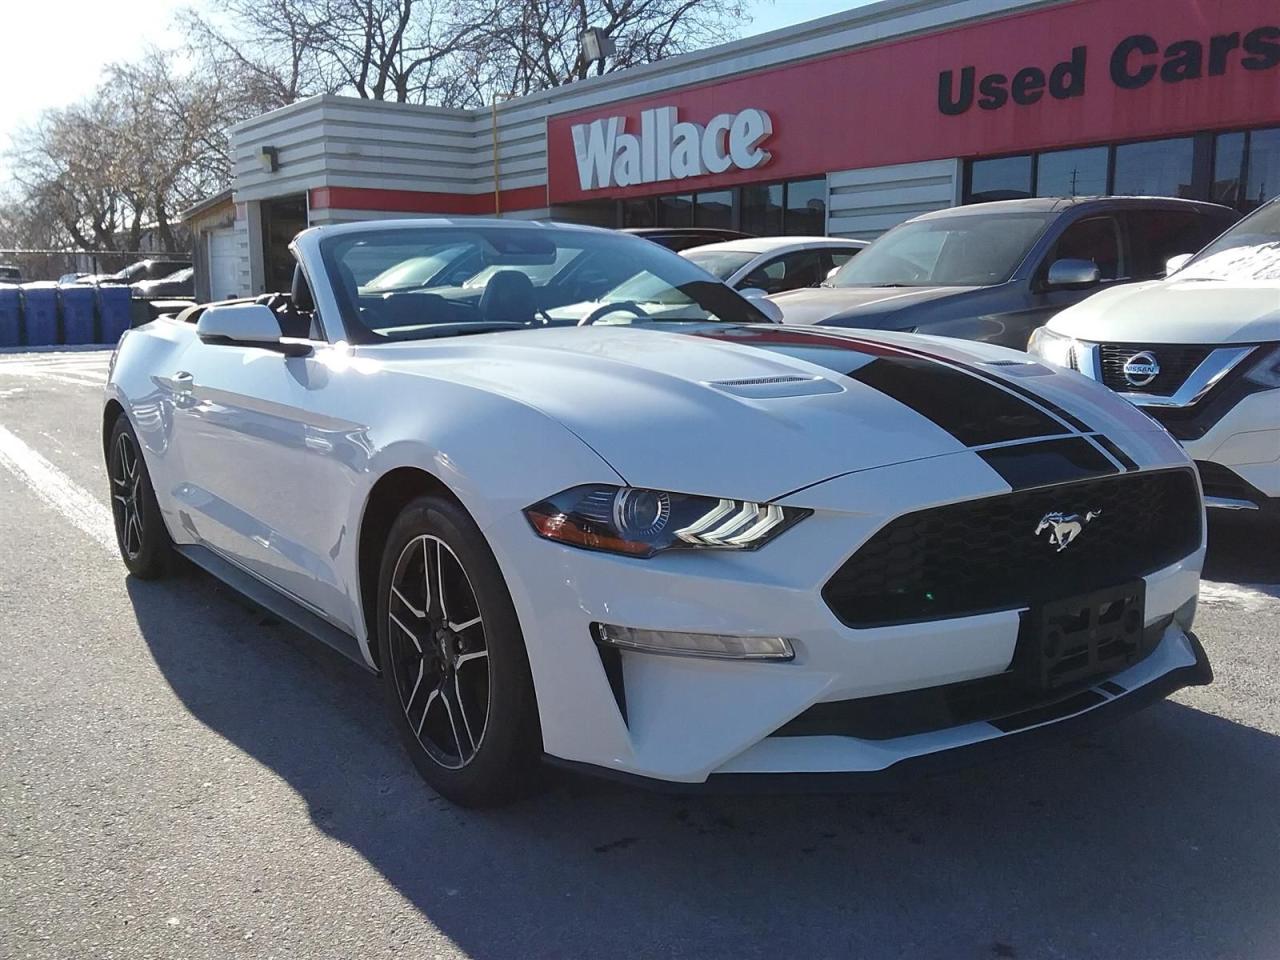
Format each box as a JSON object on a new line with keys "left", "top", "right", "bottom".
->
{"left": 828, "top": 159, "right": 962, "bottom": 239}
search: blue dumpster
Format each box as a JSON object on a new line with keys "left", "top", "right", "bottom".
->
{"left": 97, "top": 284, "right": 134, "bottom": 344}
{"left": 21, "top": 282, "right": 59, "bottom": 346}
{"left": 59, "top": 282, "right": 98, "bottom": 344}
{"left": 0, "top": 284, "right": 20, "bottom": 347}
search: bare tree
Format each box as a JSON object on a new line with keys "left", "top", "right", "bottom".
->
{"left": 179, "top": 0, "right": 748, "bottom": 108}
{"left": 460, "top": 0, "right": 749, "bottom": 102}
{"left": 5, "top": 48, "right": 265, "bottom": 258}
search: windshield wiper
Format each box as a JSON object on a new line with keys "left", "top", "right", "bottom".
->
{"left": 400, "top": 322, "right": 528, "bottom": 340}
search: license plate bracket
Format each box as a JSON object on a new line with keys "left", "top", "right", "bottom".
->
{"left": 1018, "top": 581, "right": 1146, "bottom": 691}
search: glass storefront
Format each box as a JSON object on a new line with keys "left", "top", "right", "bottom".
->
{"left": 1036, "top": 147, "right": 1109, "bottom": 198}
{"left": 1113, "top": 137, "right": 1195, "bottom": 198}
{"left": 1214, "top": 128, "right": 1280, "bottom": 212}
{"left": 964, "top": 127, "right": 1279, "bottom": 212}
{"left": 968, "top": 155, "right": 1033, "bottom": 202}
{"left": 558, "top": 177, "right": 827, "bottom": 235}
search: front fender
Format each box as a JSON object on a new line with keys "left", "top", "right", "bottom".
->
{"left": 341, "top": 384, "right": 625, "bottom": 649}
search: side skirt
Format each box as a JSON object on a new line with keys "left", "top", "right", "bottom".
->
{"left": 176, "top": 544, "right": 375, "bottom": 674}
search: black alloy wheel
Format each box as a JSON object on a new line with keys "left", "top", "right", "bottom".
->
{"left": 376, "top": 495, "right": 542, "bottom": 806}
{"left": 107, "top": 416, "right": 174, "bottom": 579}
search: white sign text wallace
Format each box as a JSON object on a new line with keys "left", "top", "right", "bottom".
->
{"left": 570, "top": 107, "right": 773, "bottom": 191}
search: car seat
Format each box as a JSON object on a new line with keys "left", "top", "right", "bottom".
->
{"left": 478, "top": 270, "right": 538, "bottom": 324}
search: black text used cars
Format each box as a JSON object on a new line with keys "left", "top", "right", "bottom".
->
{"left": 770, "top": 197, "right": 1237, "bottom": 348}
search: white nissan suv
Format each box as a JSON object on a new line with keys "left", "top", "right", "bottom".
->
{"left": 1030, "top": 198, "right": 1280, "bottom": 519}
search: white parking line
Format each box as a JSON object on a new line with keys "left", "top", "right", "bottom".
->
{"left": 0, "top": 351, "right": 110, "bottom": 386}
{"left": 0, "top": 424, "right": 116, "bottom": 552}
{"left": 1200, "top": 580, "right": 1280, "bottom": 609}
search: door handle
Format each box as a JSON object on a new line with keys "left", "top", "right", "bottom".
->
{"left": 158, "top": 370, "right": 194, "bottom": 393}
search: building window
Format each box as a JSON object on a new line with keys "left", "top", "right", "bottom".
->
{"left": 1036, "top": 147, "right": 1109, "bottom": 198}
{"left": 621, "top": 197, "right": 655, "bottom": 227}
{"left": 966, "top": 127, "right": 1280, "bottom": 213}
{"left": 1213, "top": 133, "right": 1248, "bottom": 208}
{"left": 694, "top": 190, "right": 733, "bottom": 229}
{"left": 1244, "top": 127, "right": 1280, "bottom": 211}
{"left": 784, "top": 178, "right": 826, "bottom": 234}
{"left": 741, "top": 183, "right": 783, "bottom": 235}
{"left": 655, "top": 194, "right": 692, "bottom": 227}
{"left": 968, "top": 155, "right": 1033, "bottom": 202}
{"left": 1113, "top": 137, "right": 1195, "bottom": 198}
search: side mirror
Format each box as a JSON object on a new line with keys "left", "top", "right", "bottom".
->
{"left": 1046, "top": 258, "right": 1102, "bottom": 290}
{"left": 1165, "top": 253, "right": 1193, "bottom": 276}
{"left": 741, "top": 291, "right": 783, "bottom": 324}
{"left": 196, "top": 303, "right": 312, "bottom": 356}
{"left": 826, "top": 266, "right": 840, "bottom": 281}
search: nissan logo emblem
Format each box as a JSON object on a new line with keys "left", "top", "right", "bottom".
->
{"left": 1122, "top": 351, "right": 1160, "bottom": 387}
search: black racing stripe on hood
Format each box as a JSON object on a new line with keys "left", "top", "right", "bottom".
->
{"left": 848, "top": 356, "right": 1066, "bottom": 446}
{"left": 978, "top": 437, "right": 1119, "bottom": 491}
{"left": 690, "top": 326, "right": 1078, "bottom": 446}
{"left": 1093, "top": 434, "right": 1139, "bottom": 472}
{"left": 826, "top": 332, "right": 1096, "bottom": 434}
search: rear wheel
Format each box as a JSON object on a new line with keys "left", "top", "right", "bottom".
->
{"left": 376, "top": 495, "right": 542, "bottom": 806}
{"left": 107, "top": 416, "right": 174, "bottom": 579}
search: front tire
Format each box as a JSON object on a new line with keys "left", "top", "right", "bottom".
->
{"left": 107, "top": 415, "right": 175, "bottom": 579}
{"left": 376, "top": 495, "right": 542, "bottom": 807}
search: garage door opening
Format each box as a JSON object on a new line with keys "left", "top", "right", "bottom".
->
{"left": 262, "top": 195, "right": 308, "bottom": 293}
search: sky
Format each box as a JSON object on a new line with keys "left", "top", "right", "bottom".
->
{"left": 0, "top": 0, "right": 868, "bottom": 185}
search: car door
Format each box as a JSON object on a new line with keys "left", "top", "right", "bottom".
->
{"left": 1002, "top": 213, "right": 1129, "bottom": 347}
{"left": 161, "top": 297, "right": 366, "bottom": 631}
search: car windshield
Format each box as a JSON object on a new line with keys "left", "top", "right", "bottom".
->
{"left": 1178, "top": 200, "right": 1280, "bottom": 281}
{"left": 362, "top": 245, "right": 470, "bottom": 291}
{"left": 682, "top": 249, "right": 758, "bottom": 280}
{"left": 829, "top": 211, "right": 1055, "bottom": 288}
{"left": 320, "top": 226, "right": 766, "bottom": 343}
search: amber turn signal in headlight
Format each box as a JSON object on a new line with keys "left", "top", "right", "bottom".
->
{"left": 525, "top": 484, "right": 808, "bottom": 558}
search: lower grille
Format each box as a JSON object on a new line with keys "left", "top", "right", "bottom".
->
{"left": 1099, "top": 344, "right": 1211, "bottom": 396}
{"left": 822, "top": 469, "right": 1201, "bottom": 627}
{"left": 775, "top": 618, "right": 1169, "bottom": 741}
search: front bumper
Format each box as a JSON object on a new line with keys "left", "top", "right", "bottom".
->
{"left": 1178, "top": 388, "right": 1280, "bottom": 503}
{"left": 488, "top": 452, "right": 1206, "bottom": 785}
{"left": 550, "top": 629, "right": 1212, "bottom": 793}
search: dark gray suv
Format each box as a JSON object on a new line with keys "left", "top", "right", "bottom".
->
{"left": 771, "top": 197, "right": 1238, "bottom": 348}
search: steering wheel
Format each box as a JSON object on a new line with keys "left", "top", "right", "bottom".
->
{"left": 577, "top": 301, "right": 650, "bottom": 327}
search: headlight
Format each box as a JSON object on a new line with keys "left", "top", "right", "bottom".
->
{"left": 1244, "top": 345, "right": 1280, "bottom": 388}
{"left": 1027, "top": 326, "right": 1077, "bottom": 369}
{"left": 524, "top": 484, "right": 809, "bottom": 558}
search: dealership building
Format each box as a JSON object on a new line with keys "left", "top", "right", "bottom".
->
{"left": 208, "top": 0, "right": 1280, "bottom": 300}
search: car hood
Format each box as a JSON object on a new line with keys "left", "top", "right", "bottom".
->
{"left": 1048, "top": 278, "right": 1280, "bottom": 344}
{"left": 371, "top": 324, "right": 1180, "bottom": 502}
{"left": 769, "top": 285, "right": 980, "bottom": 327}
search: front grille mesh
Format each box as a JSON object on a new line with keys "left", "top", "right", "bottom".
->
{"left": 1099, "top": 344, "right": 1211, "bottom": 396}
{"left": 823, "top": 469, "right": 1201, "bottom": 627}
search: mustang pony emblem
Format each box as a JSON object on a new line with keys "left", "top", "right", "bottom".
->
{"left": 1035, "top": 510, "right": 1101, "bottom": 552}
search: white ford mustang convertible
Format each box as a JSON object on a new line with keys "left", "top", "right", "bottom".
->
{"left": 104, "top": 220, "right": 1211, "bottom": 805}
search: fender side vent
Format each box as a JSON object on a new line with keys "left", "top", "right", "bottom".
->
{"left": 595, "top": 643, "right": 627, "bottom": 726}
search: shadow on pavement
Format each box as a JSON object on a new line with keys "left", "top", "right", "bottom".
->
{"left": 127, "top": 564, "right": 1280, "bottom": 960}
{"left": 1203, "top": 512, "right": 1280, "bottom": 588}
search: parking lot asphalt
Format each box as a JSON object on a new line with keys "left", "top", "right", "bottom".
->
{"left": 1, "top": 348, "right": 1278, "bottom": 960}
